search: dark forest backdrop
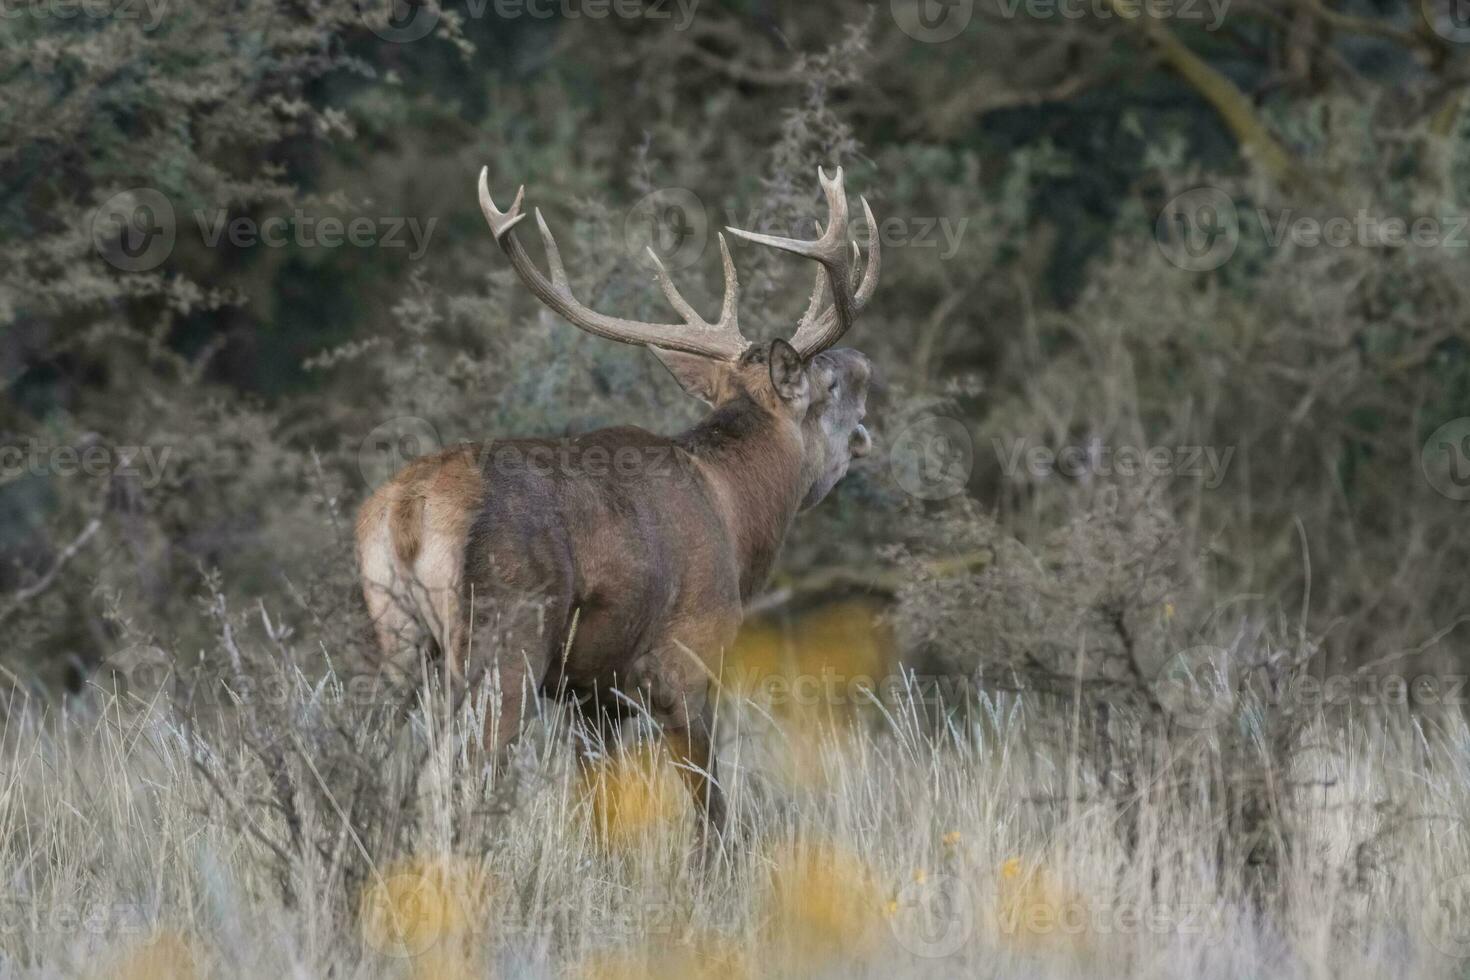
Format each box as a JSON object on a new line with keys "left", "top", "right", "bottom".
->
{"left": 3, "top": 0, "right": 1469, "bottom": 699}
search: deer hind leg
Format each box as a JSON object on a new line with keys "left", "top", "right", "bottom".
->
{"left": 459, "top": 587, "right": 560, "bottom": 759}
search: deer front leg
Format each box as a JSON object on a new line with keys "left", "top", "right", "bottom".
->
{"left": 662, "top": 700, "right": 726, "bottom": 842}
{"left": 639, "top": 659, "right": 726, "bottom": 846}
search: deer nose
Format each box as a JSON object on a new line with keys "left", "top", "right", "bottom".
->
{"left": 851, "top": 423, "right": 872, "bottom": 458}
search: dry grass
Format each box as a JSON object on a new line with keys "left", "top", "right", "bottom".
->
{"left": 0, "top": 645, "right": 1467, "bottom": 980}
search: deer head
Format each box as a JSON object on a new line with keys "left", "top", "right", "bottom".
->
{"left": 476, "top": 165, "right": 879, "bottom": 509}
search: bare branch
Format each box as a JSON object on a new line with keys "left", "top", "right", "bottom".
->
{"left": 0, "top": 518, "right": 102, "bottom": 626}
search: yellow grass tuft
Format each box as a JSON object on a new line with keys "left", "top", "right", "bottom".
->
{"left": 358, "top": 855, "right": 493, "bottom": 963}
{"left": 762, "top": 841, "right": 886, "bottom": 966}
{"left": 725, "top": 600, "right": 895, "bottom": 717}
{"left": 99, "top": 931, "right": 200, "bottom": 980}
{"left": 405, "top": 945, "right": 484, "bottom": 980}
{"left": 725, "top": 600, "right": 899, "bottom": 789}
{"left": 581, "top": 743, "right": 688, "bottom": 851}
{"left": 575, "top": 935, "right": 751, "bottom": 980}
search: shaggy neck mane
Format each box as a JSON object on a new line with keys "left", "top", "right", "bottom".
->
{"left": 678, "top": 395, "right": 807, "bottom": 599}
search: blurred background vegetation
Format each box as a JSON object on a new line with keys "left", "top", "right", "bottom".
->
{"left": 2, "top": 0, "right": 1468, "bottom": 701}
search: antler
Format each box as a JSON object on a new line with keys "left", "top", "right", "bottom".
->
{"left": 477, "top": 167, "right": 750, "bottom": 361}
{"left": 725, "top": 166, "right": 881, "bottom": 359}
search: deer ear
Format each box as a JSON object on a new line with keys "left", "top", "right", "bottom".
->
{"left": 768, "top": 339, "right": 808, "bottom": 403}
{"left": 650, "top": 346, "right": 726, "bottom": 406}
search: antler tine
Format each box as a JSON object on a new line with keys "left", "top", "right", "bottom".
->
{"left": 479, "top": 175, "right": 527, "bottom": 240}
{"left": 853, "top": 195, "right": 881, "bottom": 307}
{"left": 799, "top": 265, "right": 830, "bottom": 328}
{"left": 646, "top": 246, "right": 704, "bottom": 325}
{"left": 533, "top": 208, "right": 571, "bottom": 292}
{"left": 644, "top": 232, "right": 741, "bottom": 334}
{"left": 788, "top": 195, "right": 881, "bottom": 355}
{"left": 727, "top": 167, "right": 881, "bottom": 358}
{"left": 724, "top": 166, "right": 850, "bottom": 266}
{"left": 715, "top": 232, "right": 740, "bottom": 330}
{"left": 476, "top": 167, "right": 750, "bottom": 361}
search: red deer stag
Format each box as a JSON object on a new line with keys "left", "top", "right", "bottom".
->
{"left": 356, "top": 166, "right": 880, "bottom": 835}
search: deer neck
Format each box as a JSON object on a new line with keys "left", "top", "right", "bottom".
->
{"left": 679, "top": 396, "right": 807, "bottom": 601}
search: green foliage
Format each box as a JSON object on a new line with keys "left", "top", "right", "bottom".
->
{"left": 1, "top": 0, "right": 1468, "bottom": 692}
